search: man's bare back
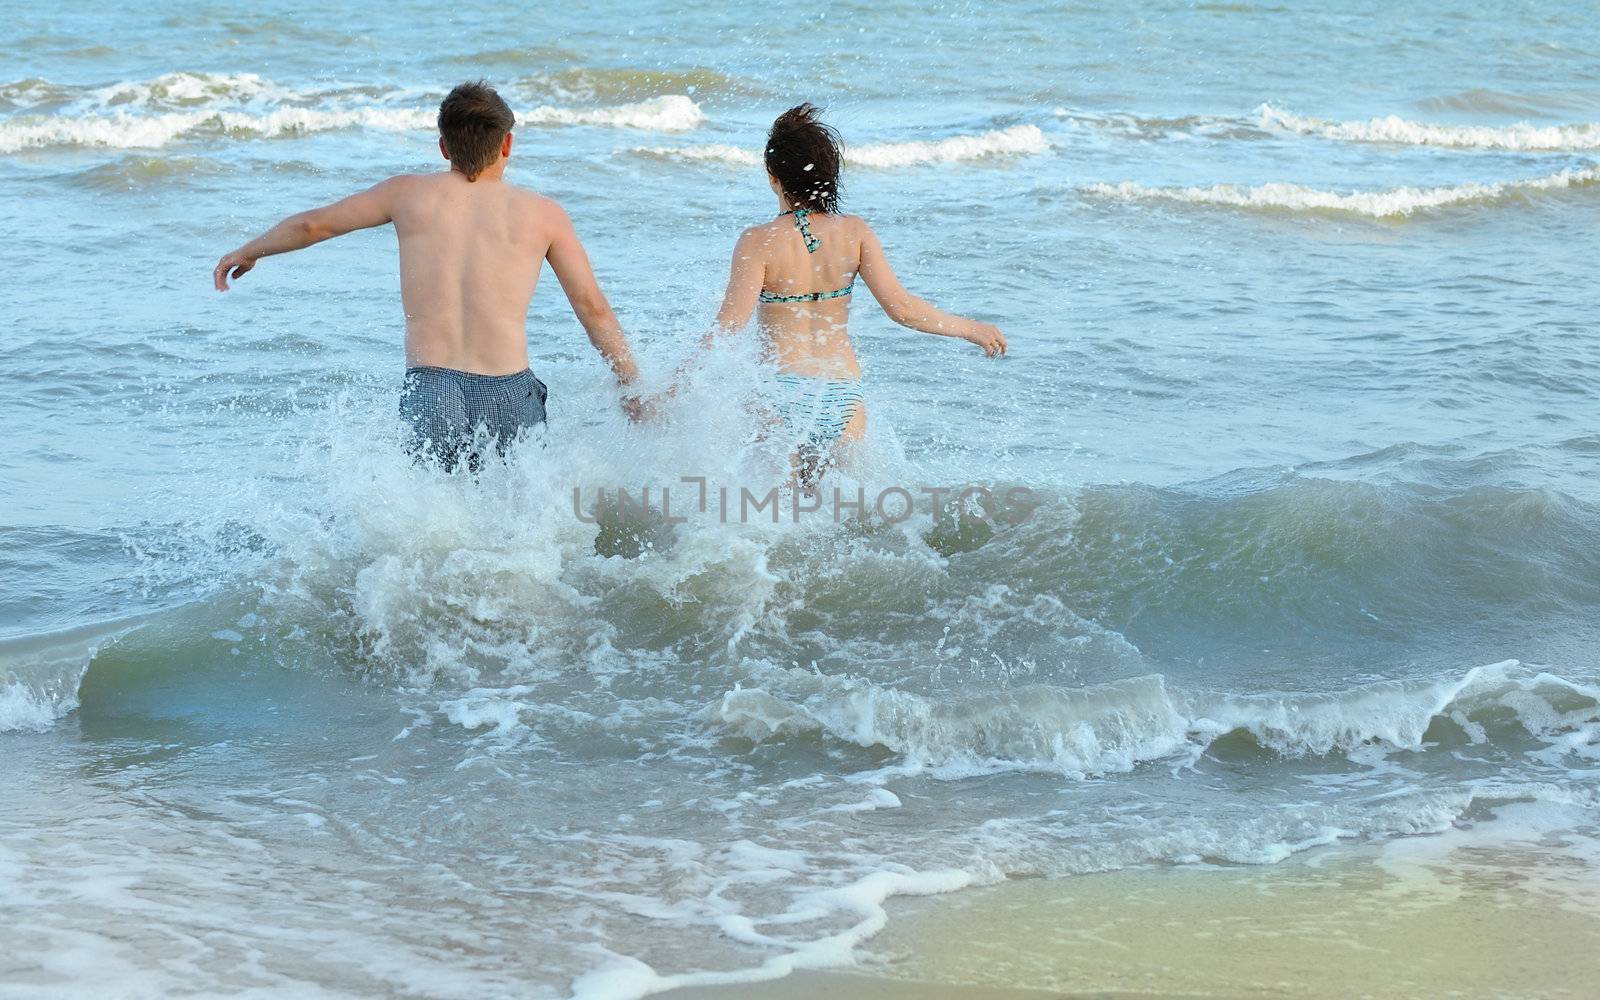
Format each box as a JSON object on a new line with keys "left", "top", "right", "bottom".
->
{"left": 393, "top": 170, "right": 556, "bottom": 375}
{"left": 212, "top": 81, "right": 641, "bottom": 465}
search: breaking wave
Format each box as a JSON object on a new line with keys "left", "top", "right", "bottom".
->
{"left": 715, "top": 661, "right": 1600, "bottom": 778}
{"left": 1084, "top": 165, "right": 1600, "bottom": 218}
{"left": 0, "top": 618, "right": 142, "bottom": 732}
{"left": 2, "top": 71, "right": 291, "bottom": 113}
{"left": 0, "top": 106, "right": 435, "bottom": 153}
{"left": 0, "top": 96, "right": 702, "bottom": 153}
{"left": 8, "top": 381, "right": 1598, "bottom": 998}
{"left": 0, "top": 70, "right": 705, "bottom": 152}
{"left": 634, "top": 124, "right": 1048, "bottom": 169}
{"left": 1258, "top": 103, "right": 1600, "bottom": 151}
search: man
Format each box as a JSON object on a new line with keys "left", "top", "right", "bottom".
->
{"left": 213, "top": 80, "right": 643, "bottom": 466}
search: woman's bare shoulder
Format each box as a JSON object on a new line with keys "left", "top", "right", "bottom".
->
{"left": 736, "top": 217, "right": 789, "bottom": 248}
{"left": 837, "top": 214, "right": 874, "bottom": 238}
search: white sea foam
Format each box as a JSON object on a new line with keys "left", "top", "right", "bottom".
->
{"left": 0, "top": 106, "right": 436, "bottom": 153}
{"left": 0, "top": 681, "right": 68, "bottom": 732}
{"left": 1084, "top": 165, "right": 1600, "bottom": 218}
{"left": 637, "top": 141, "right": 762, "bottom": 166}
{"left": 0, "top": 78, "right": 706, "bottom": 152}
{"left": 635, "top": 124, "right": 1048, "bottom": 169}
{"left": 826, "top": 788, "right": 902, "bottom": 813}
{"left": 1, "top": 71, "right": 286, "bottom": 113}
{"left": 569, "top": 866, "right": 979, "bottom": 1000}
{"left": 521, "top": 93, "right": 704, "bottom": 131}
{"left": 1258, "top": 103, "right": 1600, "bottom": 151}
{"left": 850, "top": 125, "right": 1049, "bottom": 166}
{"left": 442, "top": 692, "right": 529, "bottom": 734}
{"left": 715, "top": 660, "right": 1600, "bottom": 777}
{"left": 88, "top": 71, "right": 295, "bottom": 110}
{"left": 0, "top": 77, "right": 69, "bottom": 110}
{"left": 0, "top": 621, "right": 141, "bottom": 732}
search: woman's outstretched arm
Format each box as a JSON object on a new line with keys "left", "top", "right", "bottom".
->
{"left": 654, "top": 229, "right": 767, "bottom": 404}
{"left": 856, "top": 221, "right": 1006, "bottom": 357}
{"left": 706, "top": 228, "right": 767, "bottom": 345}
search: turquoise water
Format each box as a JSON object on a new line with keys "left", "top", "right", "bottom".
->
{"left": 4, "top": 2, "right": 1600, "bottom": 996}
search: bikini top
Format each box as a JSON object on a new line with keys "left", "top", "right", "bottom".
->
{"left": 757, "top": 208, "right": 857, "bottom": 304}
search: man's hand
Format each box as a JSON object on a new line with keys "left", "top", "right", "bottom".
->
{"left": 213, "top": 250, "right": 257, "bottom": 291}
{"left": 211, "top": 180, "right": 401, "bottom": 293}
{"left": 965, "top": 323, "right": 1007, "bottom": 358}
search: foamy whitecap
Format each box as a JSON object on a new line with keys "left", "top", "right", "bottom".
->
{"left": 89, "top": 71, "right": 293, "bottom": 110}
{"left": 0, "top": 77, "right": 70, "bottom": 111}
{"left": 0, "top": 95, "right": 706, "bottom": 152}
{"left": 0, "top": 621, "right": 142, "bottom": 733}
{"left": 634, "top": 124, "right": 1048, "bottom": 170}
{"left": 1259, "top": 103, "right": 1600, "bottom": 151}
{"left": 850, "top": 125, "right": 1049, "bottom": 166}
{"left": 0, "top": 680, "right": 69, "bottom": 732}
{"left": 0, "top": 106, "right": 436, "bottom": 153}
{"left": 715, "top": 660, "right": 1600, "bottom": 777}
{"left": 521, "top": 93, "right": 704, "bottom": 131}
{"left": 634, "top": 141, "right": 763, "bottom": 166}
{"left": 1084, "top": 165, "right": 1600, "bottom": 218}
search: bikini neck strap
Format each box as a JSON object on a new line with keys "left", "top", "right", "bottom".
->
{"left": 779, "top": 207, "right": 821, "bottom": 253}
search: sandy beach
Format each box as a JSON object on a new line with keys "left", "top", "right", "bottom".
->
{"left": 664, "top": 825, "right": 1600, "bottom": 1000}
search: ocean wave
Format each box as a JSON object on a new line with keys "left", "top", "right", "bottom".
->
{"left": 89, "top": 70, "right": 293, "bottom": 110}
{"left": 1083, "top": 165, "right": 1600, "bottom": 218}
{"left": 0, "top": 106, "right": 433, "bottom": 153}
{"left": 117, "top": 409, "right": 1600, "bottom": 709}
{"left": 0, "top": 618, "right": 143, "bottom": 732}
{"left": 0, "top": 71, "right": 359, "bottom": 115}
{"left": 0, "top": 77, "right": 70, "bottom": 111}
{"left": 714, "top": 661, "right": 1600, "bottom": 777}
{"left": 0, "top": 681, "right": 68, "bottom": 732}
{"left": 850, "top": 125, "right": 1049, "bottom": 167}
{"left": 521, "top": 94, "right": 703, "bottom": 131}
{"left": 1052, "top": 107, "right": 1264, "bottom": 142}
{"left": 0, "top": 94, "right": 705, "bottom": 152}
{"left": 634, "top": 124, "right": 1048, "bottom": 169}
{"left": 633, "top": 141, "right": 762, "bottom": 166}
{"left": 1258, "top": 103, "right": 1600, "bottom": 150}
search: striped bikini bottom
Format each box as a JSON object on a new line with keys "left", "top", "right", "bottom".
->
{"left": 769, "top": 373, "right": 865, "bottom": 451}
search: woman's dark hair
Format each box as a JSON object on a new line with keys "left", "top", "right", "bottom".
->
{"left": 765, "top": 103, "right": 843, "bottom": 213}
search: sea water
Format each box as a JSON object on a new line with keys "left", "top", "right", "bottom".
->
{"left": 2, "top": 2, "right": 1599, "bottom": 996}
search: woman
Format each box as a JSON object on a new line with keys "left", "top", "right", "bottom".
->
{"left": 698, "top": 103, "right": 1007, "bottom": 480}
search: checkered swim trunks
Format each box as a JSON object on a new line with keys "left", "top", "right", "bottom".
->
{"left": 399, "top": 366, "right": 547, "bottom": 468}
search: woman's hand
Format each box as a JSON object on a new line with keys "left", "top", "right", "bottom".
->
{"left": 621, "top": 394, "right": 654, "bottom": 423}
{"left": 622, "top": 391, "right": 674, "bottom": 423}
{"left": 965, "top": 323, "right": 1007, "bottom": 358}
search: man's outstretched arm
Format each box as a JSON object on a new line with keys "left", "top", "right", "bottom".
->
{"left": 544, "top": 204, "right": 643, "bottom": 413}
{"left": 213, "top": 178, "right": 405, "bottom": 291}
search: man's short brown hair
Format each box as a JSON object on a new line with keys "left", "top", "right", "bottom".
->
{"left": 438, "top": 81, "right": 515, "bottom": 181}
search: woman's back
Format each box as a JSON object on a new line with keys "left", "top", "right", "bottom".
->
{"left": 693, "top": 101, "right": 1003, "bottom": 477}
{"left": 750, "top": 210, "right": 864, "bottom": 378}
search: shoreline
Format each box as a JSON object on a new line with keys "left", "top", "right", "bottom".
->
{"left": 660, "top": 822, "right": 1600, "bottom": 1000}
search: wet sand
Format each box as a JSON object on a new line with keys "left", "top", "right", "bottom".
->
{"left": 661, "top": 831, "right": 1600, "bottom": 1000}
